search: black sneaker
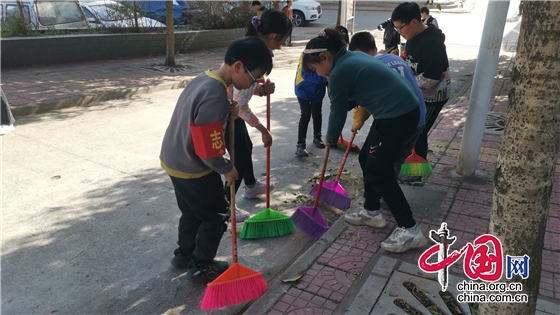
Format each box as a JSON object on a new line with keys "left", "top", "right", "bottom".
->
{"left": 171, "top": 248, "right": 193, "bottom": 270}
{"left": 295, "top": 143, "right": 309, "bottom": 157}
{"left": 187, "top": 260, "right": 229, "bottom": 282}
{"left": 313, "top": 137, "right": 325, "bottom": 149}
{"left": 398, "top": 176, "right": 423, "bottom": 186}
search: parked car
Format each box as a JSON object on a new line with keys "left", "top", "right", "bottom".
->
{"left": 120, "top": 0, "right": 198, "bottom": 25}
{"left": 80, "top": 0, "right": 164, "bottom": 28}
{"left": 291, "top": 0, "right": 321, "bottom": 27}
{"left": 0, "top": 0, "right": 90, "bottom": 30}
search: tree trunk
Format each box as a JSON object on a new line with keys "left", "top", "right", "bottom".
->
{"left": 15, "top": 0, "right": 25, "bottom": 23}
{"left": 480, "top": 2, "right": 560, "bottom": 315}
{"left": 132, "top": 0, "right": 139, "bottom": 30}
{"left": 165, "top": 0, "right": 176, "bottom": 67}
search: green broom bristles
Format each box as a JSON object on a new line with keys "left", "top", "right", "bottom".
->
{"left": 240, "top": 208, "right": 295, "bottom": 239}
{"left": 399, "top": 161, "right": 433, "bottom": 176}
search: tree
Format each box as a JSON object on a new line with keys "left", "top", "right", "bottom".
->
{"left": 480, "top": 2, "right": 560, "bottom": 315}
{"left": 15, "top": 0, "right": 26, "bottom": 23}
{"left": 165, "top": 0, "right": 175, "bottom": 67}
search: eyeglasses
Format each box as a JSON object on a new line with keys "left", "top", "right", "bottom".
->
{"left": 394, "top": 22, "right": 409, "bottom": 32}
{"left": 245, "top": 67, "right": 259, "bottom": 84}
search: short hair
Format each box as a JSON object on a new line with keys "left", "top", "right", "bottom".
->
{"left": 302, "top": 28, "right": 346, "bottom": 73}
{"left": 251, "top": 1, "right": 261, "bottom": 6}
{"left": 224, "top": 37, "right": 273, "bottom": 75}
{"left": 334, "top": 25, "right": 350, "bottom": 45}
{"left": 391, "top": 2, "right": 422, "bottom": 24}
{"left": 349, "top": 31, "right": 377, "bottom": 53}
{"left": 420, "top": 6, "right": 429, "bottom": 14}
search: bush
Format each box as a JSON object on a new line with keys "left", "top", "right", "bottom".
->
{"left": 1, "top": 12, "right": 33, "bottom": 37}
{"left": 190, "top": 1, "right": 254, "bottom": 30}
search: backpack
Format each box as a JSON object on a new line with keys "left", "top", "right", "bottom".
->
{"left": 294, "top": 54, "right": 327, "bottom": 103}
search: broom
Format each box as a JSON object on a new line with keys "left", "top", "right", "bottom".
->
{"left": 200, "top": 115, "right": 267, "bottom": 310}
{"left": 291, "top": 145, "right": 330, "bottom": 241}
{"left": 336, "top": 133, "right": 360, "bottom": 153}
{"left": 240, "top": 93, "right": 295, "bottom": 239}
{"left": 309, "top": 130, "right": 355, "bottom": 210}
{"left": 399, "top": 149, "right": 433, "bottom": 176}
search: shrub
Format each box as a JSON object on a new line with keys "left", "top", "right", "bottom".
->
{"left": 190, "top": 1, "right": 254, "bottom": 30}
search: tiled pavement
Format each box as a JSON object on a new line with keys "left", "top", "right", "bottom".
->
{"left": 259, "top": 55, "right": 560, "bottom": 314}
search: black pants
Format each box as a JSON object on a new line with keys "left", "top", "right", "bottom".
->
{"left": 224, "top": 118, "right": 256, "bottom": 200}
{"left": 358, "top": 107, "right": 421, "bottom": 228}
{"left": 169, "top": 173, "right": 229, "bottom": 263}
{"left": 415, "top": 100, "right": 448, "bottom": 159}
{"left": 297, "top": 97, "right": 322, "bottom": 143}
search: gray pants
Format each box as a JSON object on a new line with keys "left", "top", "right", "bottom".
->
{"left": 1, "top": 90, "right": 15, "bottom": 126}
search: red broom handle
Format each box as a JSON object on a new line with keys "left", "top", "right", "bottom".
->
{"left": 266, "top": 93, "right": 271, "bottom": 209}
{"left": 335, "top": 130, "right": 356, "bottom": 182}
{"left": 229, "top": 115, "right": 238, "bottom": 264}
{"left": 313, "top": 145, "right": 331, "bottom": 208}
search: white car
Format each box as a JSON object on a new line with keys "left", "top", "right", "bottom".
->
{"left": 291, "top": 0, "right": 321, "bottom": 27}
{"left": 80, "top": 0, "right": 165, "bottom": 28}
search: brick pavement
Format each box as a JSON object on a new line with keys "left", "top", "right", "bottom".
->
{"left": 261, "top": 55, "right": 560, "bottom": 314}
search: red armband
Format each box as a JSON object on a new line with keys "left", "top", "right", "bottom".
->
{"left": 190, "top": 120, "right": 226, "bottom": 159}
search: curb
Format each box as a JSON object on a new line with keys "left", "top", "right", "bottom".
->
{"left": 241, "top": 207, "right": 352, "bottom": 314}
{"left": 11, "top": 79, "right": 192, "bottom": 118}
{"left": 10, "top": 60, "right": 298, "bottom": 118}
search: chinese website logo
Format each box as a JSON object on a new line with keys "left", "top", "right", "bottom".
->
{"left": 417, "top": 223, "right": 529, "bottom": 303}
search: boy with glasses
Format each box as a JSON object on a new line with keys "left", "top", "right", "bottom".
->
{"left": 160, "top": 37, "right": 273, "bottom": 281}
{"left": 392, "top": 2, "right": 450, "bottom": 187}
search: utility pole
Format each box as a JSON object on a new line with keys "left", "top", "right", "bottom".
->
{"left": 456, "top": 0, "right": 510, "bottom": 176}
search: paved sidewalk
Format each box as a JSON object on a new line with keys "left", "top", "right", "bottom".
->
{"left": 243, "top": 55, "right": 560, "bottom": 314}
{"left": 0, "top": 44, "right": 303, "bottom": 117}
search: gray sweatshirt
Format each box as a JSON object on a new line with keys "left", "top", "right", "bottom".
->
{"left": 160, "top": 70, "right": 235, "bottom": 179}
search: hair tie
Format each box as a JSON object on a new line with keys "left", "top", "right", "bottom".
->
{"left": 251, "top": 16, "right": 262, "bottom": 28}
{"left": 317, "top": 29, "right": 327, "bottom": 38}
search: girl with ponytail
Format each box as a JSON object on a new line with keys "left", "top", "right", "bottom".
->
{"left": 303, "top": 28, "right": 429, "bottom": 254}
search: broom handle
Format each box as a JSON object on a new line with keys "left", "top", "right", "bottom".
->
{"left": 266, "top": 93, "right": 271, "bottom": 209}
{"left": 313, "top": 145, "right": 331, "bottom": 208}
{"left": 335, "top": 130, "right": 356, "bottom": 182}
{"left": 229, "top": 114, "right": 238, "bottom": 264}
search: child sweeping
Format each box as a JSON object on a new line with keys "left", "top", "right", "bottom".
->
{"left": 160, "top": 37, "right": 273, "bottom": 280}
{"left": 225, "top": 9, "right": 292, "bottom": 211}
{"left": 302, "top": 28, "right": 428, "bottom": 253}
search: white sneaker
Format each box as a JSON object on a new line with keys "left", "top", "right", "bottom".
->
{"left": 344, "top": 209, "right": 387, "bottom": 228}
{"left": 0, "top": 124, "right": 14, "bottom": 135}
{"left": 230, "top": 207, "right": 250, "bottom": 222}
{"left": 381, "top": 226, "right": 428, "bottom": 253}
{"left": 243, "top": 180, "right": 275, "bottom": 199}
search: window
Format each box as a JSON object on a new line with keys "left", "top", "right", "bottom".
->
{"left": 5, "top": 4, "right": 31, "bottom": 24}
{"left": 36, "top": 1, "right": 84, "bottom": 26}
